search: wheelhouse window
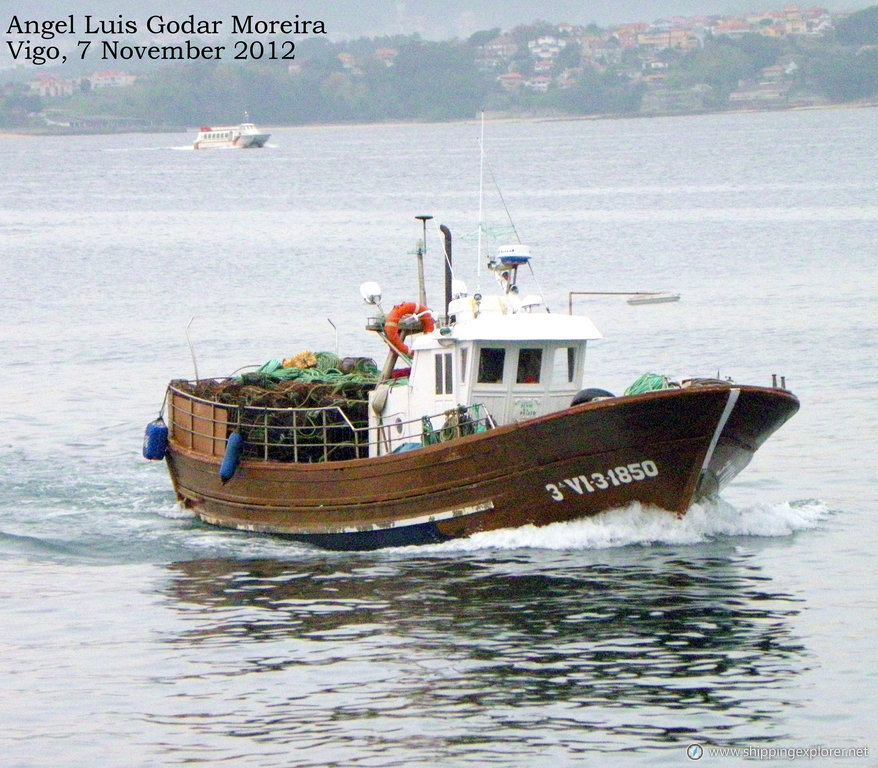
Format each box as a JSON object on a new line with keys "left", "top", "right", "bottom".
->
{"left": 434, "top": 352, "right": 453, "bottom": 395}
{"left": 551, "top": 346, "right": 577, "bottom": 385}
{"left": 516, "top": 348, "right": 543, "bottom": 384}
{"left": 477, "top": 347, "right": 506, "bottom": 384}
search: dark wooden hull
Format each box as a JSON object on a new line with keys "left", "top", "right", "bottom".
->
{"left": 164, "top": 384, "right": 798, "bottom": 550}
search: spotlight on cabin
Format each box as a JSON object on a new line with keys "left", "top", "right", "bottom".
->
{"left": 360, "top": 282, "right": 382, "bottom": 306}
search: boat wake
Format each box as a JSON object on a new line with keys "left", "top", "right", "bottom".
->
{"left": 154, "top": 497, "right": 829, "bottom": 558}
{"left": 102, "top": 145, "right": 188, "bottom": 152}
{"left": 431, "top": 498, "right": 829, "bottom": 552}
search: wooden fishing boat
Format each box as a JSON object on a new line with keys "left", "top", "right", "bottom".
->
{"left": 144, "top": 222, "right": 798, "bottom": 550}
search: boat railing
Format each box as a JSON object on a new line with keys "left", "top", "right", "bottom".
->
{"left": 166, "top": 383, "right": 493, "bottom": 463}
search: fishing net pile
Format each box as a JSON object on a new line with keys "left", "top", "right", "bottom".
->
{"left": 171, "top": 352, "right": 380, "bottom": 463}
{"left": 174, "top": 352, "right": 379, "bottom": 407}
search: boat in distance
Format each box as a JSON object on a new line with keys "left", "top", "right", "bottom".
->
{"left": 192, "top": 118, "right": 270, "bottom": 149}
{"left": 143, "top": 221, "right": 799, "bottom": 550}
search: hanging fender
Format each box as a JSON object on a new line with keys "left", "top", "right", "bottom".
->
{"left": 383, "top": 302, "right": 435, "bottom": 357}
{"left": 220, "top": 431, "right": 244, "bottom": 483}
{"left": 142, "top": 417, "right": 168, "bottom": 460}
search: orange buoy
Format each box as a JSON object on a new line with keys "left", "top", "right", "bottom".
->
{"left": 384, "top": 302, "right": 435, "bottom": 356}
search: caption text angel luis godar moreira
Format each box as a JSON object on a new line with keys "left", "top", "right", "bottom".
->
{"left": 5, "top": 13, "right": 327, "bottom": 66}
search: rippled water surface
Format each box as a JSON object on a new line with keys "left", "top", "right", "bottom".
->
{"left": 1, "top": 107, "right": 876, "bottom": 766}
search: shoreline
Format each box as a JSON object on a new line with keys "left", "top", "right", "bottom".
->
{"left": 3, "top": 99, "right": 876, "bottom": 138}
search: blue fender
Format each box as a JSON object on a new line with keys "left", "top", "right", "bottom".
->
{"left": 142, "top": 418, "right": 169, "bottom": 460}
{"left": 220, "top": 431, "right": 244, "bottom": 483}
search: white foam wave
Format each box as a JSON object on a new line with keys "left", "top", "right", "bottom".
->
{"left": 157, "top": 501, "right": 196, "bottom": 520}
{"left": 152, "top": 499, "right": 829, "bottom": 558}
{"left": 435, "top": 499, "right": 830, "bottom": 552}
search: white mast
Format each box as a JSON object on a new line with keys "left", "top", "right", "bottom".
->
{"left": 476, "top": 112, "right": 485, "bottom": 291}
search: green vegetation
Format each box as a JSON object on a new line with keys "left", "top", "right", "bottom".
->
{"left": 835, "top": 5, "right": 878, "bottom": 43}
{"left": 3, "top": 6, "right": 878, "bottom": 130}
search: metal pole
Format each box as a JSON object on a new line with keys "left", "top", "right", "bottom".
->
{"left": 415, "top": 214, "right": 432, "bottom": 308}
{"left": 440, "top": 224, "right": 452, "bottom": 321}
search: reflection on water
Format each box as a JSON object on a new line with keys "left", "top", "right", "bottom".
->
{"left": 159, "top": 550, "right": 806, "bottom": 765}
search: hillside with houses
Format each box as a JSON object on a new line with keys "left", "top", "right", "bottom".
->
{"left": 2, "top": 4, "right": 877, "bottom": 130}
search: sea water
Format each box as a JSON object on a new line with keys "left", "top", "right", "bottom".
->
{"left": 0, "top": 107, "right": 876, "bottom": 766}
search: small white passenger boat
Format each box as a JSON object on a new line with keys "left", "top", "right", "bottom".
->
{"left": 193, "top": 118, "right": 270, "bottom": 149}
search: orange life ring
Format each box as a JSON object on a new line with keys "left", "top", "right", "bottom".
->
{"left": 384, "top": 302, "right": 435, "bottom": 356}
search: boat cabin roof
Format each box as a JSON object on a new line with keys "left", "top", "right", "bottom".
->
{"left": 452, "top": 313, "right": 600, "bottom": 342}
{"left": 411, "top": 312, "right": 601, "bottom": 349}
